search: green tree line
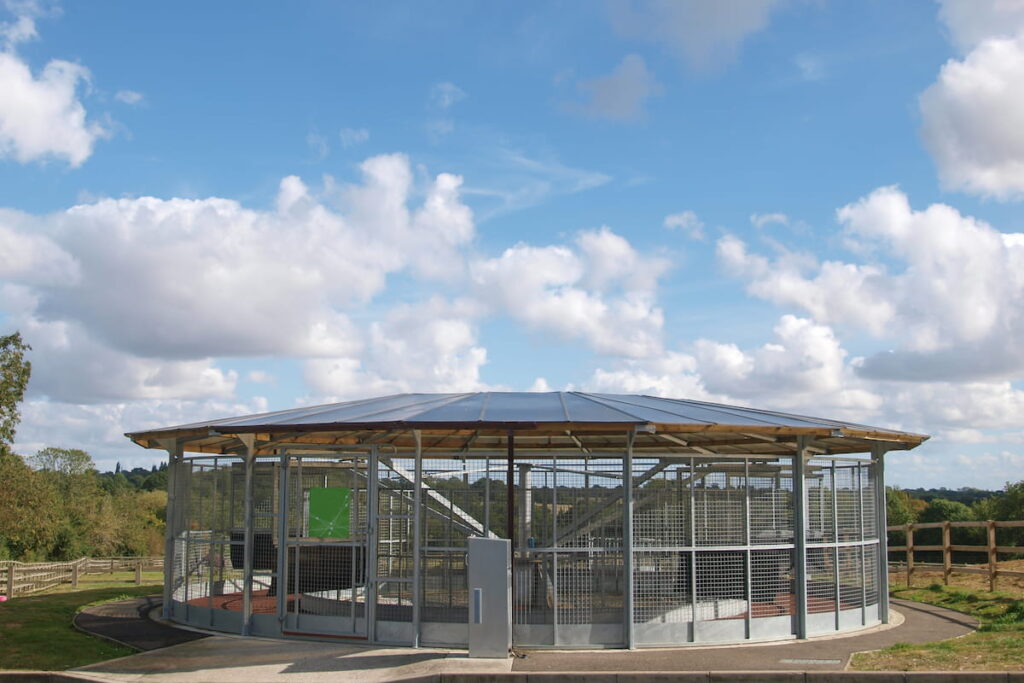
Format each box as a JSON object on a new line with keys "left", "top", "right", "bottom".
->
{"left": 0, "top": 332, "right": 167, "bottom": 561}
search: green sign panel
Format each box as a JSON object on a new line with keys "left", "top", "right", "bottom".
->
{"left": 307, "top": 487, "right": 351, "bottom": 538}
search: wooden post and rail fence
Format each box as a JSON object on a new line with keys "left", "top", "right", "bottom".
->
{"left": 887, "top": 520, "right": 1024, "bottom": 590}
{"left": 0, "top": 556, "right": 163, "bottom": 599}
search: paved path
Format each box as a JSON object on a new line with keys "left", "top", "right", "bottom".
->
{"left": 73, "top": 596, "right": 208, "bottom": 652}
{"left": 513, "top": 599, "right": 977, "bottom": 672}
{"left": 69, "top": 598, "right": 977, "bottom": 681}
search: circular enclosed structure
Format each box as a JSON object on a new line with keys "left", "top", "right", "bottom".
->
{"left": 127, "top": 392, "right": 927, "bottom": 649}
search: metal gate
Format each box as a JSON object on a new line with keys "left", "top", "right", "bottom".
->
{"left": 279, "top": 455, "right": 370, "bottom": 638}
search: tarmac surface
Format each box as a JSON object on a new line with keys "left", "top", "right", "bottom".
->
{"left": 72, "top": 597, "right": 208, "bottom": 652}
{"left": 62, "top": 596, "right": 979, "bottom": 681}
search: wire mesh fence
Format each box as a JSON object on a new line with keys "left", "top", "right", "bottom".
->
{"left": 163, "top": 450, "right": 883, "bottom": 648}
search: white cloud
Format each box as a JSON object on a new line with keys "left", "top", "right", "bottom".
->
{"left": 0, "top": 51, "right": 107, "bottom": 167}
{"left": 919, "top": 1, "right": 1024, "bottom": 199}
{"left": 0, "top": 11, "right": 36, "bottom": 50}
{"left": 718, "top": 186, "right": 1024, "bottom": 382}
{"left": 664, "top": 210, "right": 704, "bottom": 239}
{"left": 750, "top": 212, "right": 788, "bottom": 228}
{"left": 306, "top": 130, "right": 329, "bottom": 160}
{"left": 464, "top": 149, "right": 611, "bottom": 219}
{"left": 114, "top": 89, "right": 143, "bottom": 105}
{"left": 430, "top": 81, "right": 466, "bottom": 109}
{"left": 339, "top": 127, "right": 369, "bottom": 148}
{"left": 0, "top": 154, "right": 476, "bottom": 402}
{"left": 471, "top": 226, "right": 668, "bottom": 358}
{"left": 247, "top": 370, "right": 274, "bottom": 384}
{"left": 574, "top": 54, "right": 663, "bottom": 121}
{"left": 608, "top": 0, "right": 783, "bottom": 71}
{"left": 12, "top": 396, "right": 270, "bottom": 469}
{"left": 920, "top": 34, "right": 1024, "bottom": 199}
{"left": 305, "top": 298, "right": 488, "bottom": 399}
{"left": 937, "top": 0, "right": 1024, "bottom": 53}
{"left": 794, "top": 53, "right": 824, "bottom": 81}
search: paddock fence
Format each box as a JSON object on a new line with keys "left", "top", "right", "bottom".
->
{"left": 0, "top": 556, "right": 163, "bottom": 598}
{"left": 887, "top": 520, "right": 1024, "bottom": 590}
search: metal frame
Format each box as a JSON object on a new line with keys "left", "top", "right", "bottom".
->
{"left": 159, "top": 431, "right": 894, "bottom": 650}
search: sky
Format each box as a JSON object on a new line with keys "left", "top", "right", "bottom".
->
{"left": 2, "top": 0, "right": 1024, "bottom": 489}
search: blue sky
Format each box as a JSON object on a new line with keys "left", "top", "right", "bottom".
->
{"left": 3, "top": 0, "right": 1024, "bottom": 489}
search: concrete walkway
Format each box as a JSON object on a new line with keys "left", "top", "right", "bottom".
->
{"left": 65, "top": 598, "right": 977, "bottom": 681}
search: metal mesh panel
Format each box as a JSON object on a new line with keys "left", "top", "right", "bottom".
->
{"left": 807, "top": 461, "right": 835, "bottom": 544}
{"left": 861, "top": 465, "right": 877, "bottom": 539}
{"left": 807, "top": 547, "right": 837, "bottom": 614}
{"left": 634, "top": 464, "right": 691, "bottom": 548}
{"left": 633, "top": 551, "right": 690, "bottom": 623}
{"left": 750, "top": 461, "right": 793, "bottom": 545}
{"left": 694, "top": 551, "right": 746, "bottom": 621}
{"left": 751, "top": 549, "right": 793, "bottom": 617}
{"left": 835, "top": 465, "right": 860, "bottom": 542}
{"left": 863, "top": 544, "right": 879, "bottom": 606}
{"left": 694, "top": 470, "right": 745, "bottom": 546}
{"left": 555, "top": 551, "right": 623, "bottom": 625}
{"left": 421, "top": 550, "right": 467, "bottom": 623}
{"left": 838, "top": 546, "right": 863, "bottom": 609}
{"left": 554, "top": 459, "right": 626, "bottom": 549}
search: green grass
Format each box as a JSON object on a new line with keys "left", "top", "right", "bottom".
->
{"left": 0, "top": 573, "right": 163, "bottom": 671}
{"left": 852, "top": 582, "right": 1024, "bottom": 671}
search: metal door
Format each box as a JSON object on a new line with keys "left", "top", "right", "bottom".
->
{"left": 279, "top": 455, "right": 370, "bottom": 638}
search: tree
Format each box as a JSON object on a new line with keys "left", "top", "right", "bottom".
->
{"left": 919, "top": 498, "right": 972, "bottom": 524}
{"left": 0, "top": 331, "right": 31, "bottom": 454}
{"left": 31, "top": 447, "right": 94, "bottom": 476}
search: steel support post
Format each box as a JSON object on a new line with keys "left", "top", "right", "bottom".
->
{"left": 793, "top": 437, "right": 809, "bottom": 639}
{"left": 689, "top": 457, "right": 697, "bottom": 637}
{"left": 276, "top": 450, "right": 290, "bottom": 626}
{"left": 159, "top": 439, "right": 182, "bottom": 620}
{"left": 872, "top": 445, "right": 890, "bottom": 624}
{"left": 239, "top": 434, "right": 256, "bottom": 636}
{"left": 831, "top": 460, "right": 840, "bottom": 631}
{"left": 858, "top": 462, "right": 867, "bottom": 625}
{"left": 744, "top": 458, "right": 752, "bottom": 640}
{"left": 367, "top": 445, "right": 379, "bottom": 643}
{"left": 623, "top": 430, "right": 635, "bottom": 649}
{"left": 412, "top": 430, "right": 423, "bottom": 647}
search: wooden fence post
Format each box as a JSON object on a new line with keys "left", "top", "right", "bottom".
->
{"left": 906, "top": 524, "right": 914, "bottom": 587}
{"left": 110, "top": 558, "right": 115, "bottom": 575}
{"left": 6, "top": 565, "right": 14, "bottom": 598}
{"left": 135, "top": 560, "right": 142, "bottom": 585}
{"left": 72, "top": 560, "right": 80, "bottom": 589}
{"left": 988, "top": 520, "right": 997, "bottom": 592}
{"left": 942, "top": 521, "right": 952, "bottom": 586}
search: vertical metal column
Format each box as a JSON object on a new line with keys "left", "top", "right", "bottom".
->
{"left": 623, "top": 431, "right": 635, "bottom": 649}
{"left": 744, "top": 457, "right": 752, "bottom": 640}
{"left": 518, "top": 464, "right": 533, "bottom": 549}
{"left": 160, "top": 439, "right": 182, "bottom": 620}
{"left": 857, "top": 462, "right": 866, "bottom": 625}
{"left": 793, "top": 437, "right": 809, "bottom": 639}
{"left": 412, "top": 430, "right": 423, "bottom": 647}
{"left": 688, "top": 457, "right": 697, "bottom": 639}
{"left": 276, "top": 451, "right": 290, "bottom": 627}
{"left": 831, "top": 460, "right": 840, "bottom": 630}
{"left": 873, "top": 446, "right": 890, "bottom": 624}
{"left": 367, "top": 445, "right": 379, "bottom": 643}
{"left": 239, "top": 434, "right": 256, "bottom": 636}
{"left": 551, "top": 450, "right": 559, "bottom": 645}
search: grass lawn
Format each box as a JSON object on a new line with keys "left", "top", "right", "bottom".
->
{"left": 852, "top": 567, "right": 1024, "bottom": 671}
{"left": 0, "top": 571, "right": 163, "bottom": 671}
